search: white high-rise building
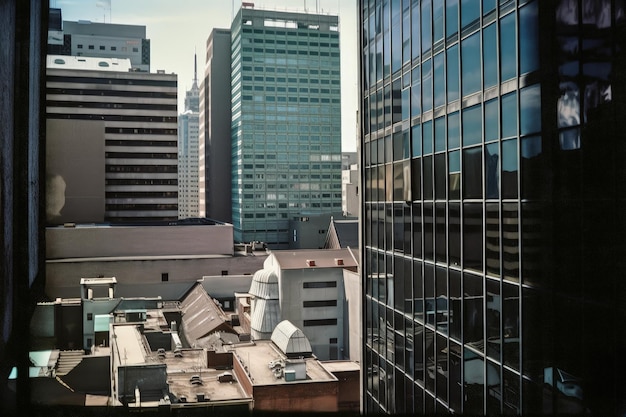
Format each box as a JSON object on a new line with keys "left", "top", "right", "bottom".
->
{"left": 178, "top": 54, "right": 200, "bottom": 218}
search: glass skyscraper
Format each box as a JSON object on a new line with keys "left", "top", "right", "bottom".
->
{"left": 230, "top": 7, "right": 343, "bottom": 248}
{"left": 360, "top": 0, "right": 626, "bottom": 414}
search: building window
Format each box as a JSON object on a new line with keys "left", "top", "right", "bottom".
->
{"left": 100, "top": 45, "right": 105, "bottom": 50}
{"left": 133, "top": 47, "right": 139, "bottom": 52}
{"left": 161, "top": 273, "right": 168, "bottom": 282}
{"left": 330, "top": 338, "right": 338, "bottom": 344}
{"left": 77, "top": 44, "right": 83, "bottom": 49}
{"left": 88, "top": 45, "right": 94, "bottom": 50}
{"left": 303, "top": 318, "right": 337, "bottom": 326}
{"left": 111, "top": 46, "right": 117, "bottom": 51}
{"left": 87, "top": 313, "right": 93, "bottom": 321}
{"left": 303, "top": 281, "right": 337, "bottom": 289}
{"left": 303, "top": 300, "right": 337, "bottom": 308}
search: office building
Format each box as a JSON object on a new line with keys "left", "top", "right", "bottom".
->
{"left": 46, "top": 55, "right": 178, "bottom": 223}
{"left": 178, "top": 55, "right": 200, "bottom": 218}
{"left": 199, "top": 29, "right": 233, "bottom": 223}
{"left": 230, "top": 6, "right": 343, "bottom": 247}
{"left": 53, "top": 19, "right": 150, "bottom": 72}
{"left": 360, "top": 1, "right": 626, "bottom": 415}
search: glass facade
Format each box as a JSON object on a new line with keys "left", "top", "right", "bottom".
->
{"left": 230, "top": 8, "right": 342, "bottom": 247}
{"left": 361, "top": 0, "right": 626, "bottom": 414}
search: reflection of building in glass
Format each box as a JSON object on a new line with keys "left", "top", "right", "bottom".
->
{"left": 359, "top": 1, "right": 626, "bottom": 415}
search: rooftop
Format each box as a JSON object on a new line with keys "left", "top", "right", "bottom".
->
{"left": 270, "top": 248, "right": 358, "bottom": 270}
{"left": 232, "top": 340, "right": 336, "bottom": 386}
{"left": 47, "top": 55, "right": 132, "bottom": 71}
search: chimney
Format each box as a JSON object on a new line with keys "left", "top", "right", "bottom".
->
{"left": 306, "top": 259, "right": 316, "bottom": 267}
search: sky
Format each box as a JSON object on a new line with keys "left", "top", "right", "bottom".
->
{"left": 53, "top": 0, "right": 359, "bottom": 151}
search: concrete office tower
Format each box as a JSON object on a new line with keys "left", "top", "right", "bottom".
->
{"left": 46, "top": 55, "right": 178, "bottom": 224}
{"left": 230, "top": 6, "right": 343, "bottom": 248}
{"left": 359, "top": 1, "right": 626, "bottom": 415}
{"left": 58, "top": 20, "right": 150, "bottom": 72}
{"left": 178, "top": 54, "right": 200, "bottom": 218}
{"left": 199, "top": 29, "right": 232, "bottom": 223}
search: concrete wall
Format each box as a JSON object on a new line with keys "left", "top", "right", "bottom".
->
{"left": 343, "top": 269, "right": 361, "bottom": 362}
{"left": 46, "top": 119, "right": 106, "bottom": 224}
{"left": 46, "top": 256, "right": 264, "bottom": 299}
{"left": 46, "top": 224, "right": 234, "bottom": 259}
{"left": 278, "top": 268, "right": 345, "bottom": 361}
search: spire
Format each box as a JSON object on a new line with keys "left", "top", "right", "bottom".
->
{"left": 193, "top": 48, "right": 198, "bottom": 86}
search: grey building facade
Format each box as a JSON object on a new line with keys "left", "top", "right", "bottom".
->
{"left": 46, "top": 56, "right": 178, "bottom": 223}
{"left": 230, "top": 7, "right": 343, "bottom": 248}
{"left": 59, "top": 20, "right": 150, "bottom": 72}
{"left": 360, "top": 0, "right": 626, "bottom": 415}
{"left": 199, "top": 28, "right": 233, "bottom": 223}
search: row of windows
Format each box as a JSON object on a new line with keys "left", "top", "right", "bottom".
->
{"left": 239, "top": 55, "right": 338, "bottom": 68}
{"left": 363, "top": 2, "right": 539, "bottom": 109}
{"left": 364, "top": 202, "right": 525, "bottom": 281}
{"left": 241, "top": 46, "right": 339, "bottom": 58}
{"left": 241, "top": 65, "right": 339, "bottom": 76}
{"left": 303, "top": 281, "right": 337, "bottom": 289}
{"left": 47, "top": 113, "right": 177, "bottom": 123}
{"left": 47, "top": 100, "right": 176, "bottom": 112}
{"left": 303, "top": 318, "right": 338, "bottom": 327}
{"left": 106, "top": 203, "right": 178, "bottom": 211}
{"left": 47, "top": 87, "right": 176, "bottom": 100}
{"left": 241, "top": 27, "right": 339, "bottom": 38}
{"left": 105, "top": 152, "right": 177, "bottom": 159}
{"left": 106, "top": 140, "right": 177, "bottom": 147}
{"left": 47, "top": 75, "right": 176, "bottom": 88}
{"left": 243, "top": 205, "right": 341, "bottom": 217}
{"left": 245, "top": 38, "right": 338, "bottom": 49}
{"left": 105, "top": 165, "right": 177, "bottom": 173}
{"left": 105, "top": 127, "right": 176, "bottom": 135}
{"left": 105, "top": 179, "right": 178, "bottom": 186}
{"left": 106, "top": 192, "right": 177, "bottom": 198}
{"left": 76, "top": 44, "right": 139, "bottom": 53}
{"left": 364, "top": 133, "right": 545, "bottom": 202}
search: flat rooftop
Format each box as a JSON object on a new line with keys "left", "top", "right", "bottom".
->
{"left": 113, "top": 325, "right": 150, "bottom": 365}
{"left": 320, "top": 360, "right": 361, "bottom": 373}
{"left": 159, "top": 349, "right": 248, "bottom": 403}
{"left": 232, "top": 340, "right": 337, "bottom": 386}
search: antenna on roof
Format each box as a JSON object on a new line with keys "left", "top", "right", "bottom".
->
{"left": 193, "top": 48, "right": 198, "bottom": 86}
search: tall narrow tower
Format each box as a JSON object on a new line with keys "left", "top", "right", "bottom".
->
{"left": 178, "top": 53, "right": 200, "bottom": 218}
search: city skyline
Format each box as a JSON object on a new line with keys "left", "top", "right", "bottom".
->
{"left": 53, "top": 0, "right": 359, "bottom": 151}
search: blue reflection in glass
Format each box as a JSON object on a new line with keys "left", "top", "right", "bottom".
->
{"left": 559, "top": 128, "right": 581, "bottom": 150}
{"left": 461, "top": 0, "right": 480, "bottom": 28}
{"left": 501, "top": 92, "right": 517, "bottom": 138}
{"left": 446, "top": 0, "right": 459, "bottom": 37}
{"left": 462, "top": 32, "right": 481, "bottom": 96}
{"left": 412, "top": 125, "right": 422, "bottom": 157}
{"left": 483, "top": 0, "right": 496, "bottom": 15}
{"left": 463, "top": 105, "right": 482, "bottom": 147}
{"left": 502, "top": 141, "right": 518, "bottom": 171}
{"left": 500, "top": 13, "right": 517, "bottom": 81}
{"left": 449, "top": 150, "right": 460, "bottom": 172}
{"left": 485, "top": 98, "right": 499, "bottom": 142}
{"left": 447, "top": 44, "right": 460, "bottom": 101}
{"left": 520, "top": 84, "right": 541, "bottom": 135}
{"left": 434, "top": 0, "right": 444, "bottom": 42}
{"left": 521, "top": 135, "right": 542, "bottom": 159}
{"left": 412, "top": 2, "right": 421, "bottom": 60}
{"left": 484, "top": 24, "right": 497, "bottom": 88}
{"left": 423, "top": 120, "right": 433, "bottom": 154}
{"left": 520, "top": 1, "right": 539, "bottom": 74}
{"left": 448, "top": 112, "right": 460, "bottom": 149}
{"left": 422, "top": 0, "right": 432, "bottom": 53}
{"left": 434, "top": 53, "right": 445, "bottom": 108}
{"left": 485, "top": 142, "right": 500, "bottom": 198}
{"left": 412, "top": 66, "right": 421, "bottom": 117}
{"left": 435, "top": 117, "right": 446, "bottom": 152}
{"left": 402, "top": 88, "right": 410, "bottom": 121}
{"left": 423, "top": 59, "right": 433, "bottom": 111}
